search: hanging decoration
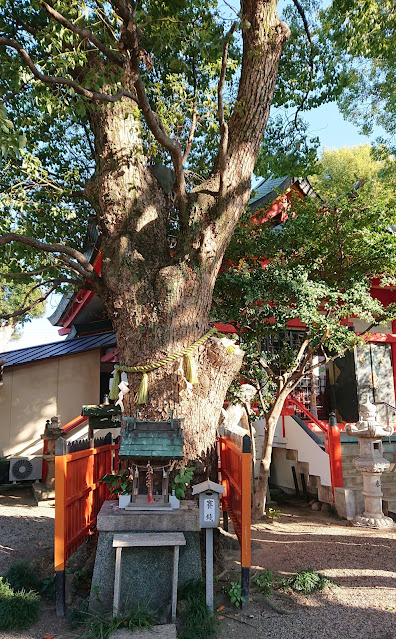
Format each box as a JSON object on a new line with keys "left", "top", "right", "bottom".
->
{"left": 114, "top": 379, "right": 130, "bottom": 413}
{"left": 109, "top": 327, "right": 238, "bottom": 405}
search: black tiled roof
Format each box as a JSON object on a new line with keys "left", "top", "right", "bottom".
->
{"left": 1, "top": 331, "right": 116, "bottom": 368}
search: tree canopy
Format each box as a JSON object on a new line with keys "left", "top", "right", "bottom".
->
{"left": 0, "top": 1, "right": 394, "bottom": 458}
{"left": 215, "top": 176, "right": 396, "bottom": 511}
{"left": 322, "top": 0, "right": 396, "bottom": 152}
{"left": 309, "top": 144, "right": 396, "bottom": 200}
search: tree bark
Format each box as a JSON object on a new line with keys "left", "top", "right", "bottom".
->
{"left": 78, "top": 5, "right": 290, "bottom": 460}
{"left": 253, "top": 385, "right": 290, "bottom": 517}
{"left": 21, "top": 1, "right": 290, "bottom": 462}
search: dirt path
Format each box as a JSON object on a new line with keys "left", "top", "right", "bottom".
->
{"left": 216, "top": 499, "right": 396, "bottom": 639}
{"left": 1, "top": 488, "right": 395, "bottom": 639}
{"left": 0, "top": 486, "right": 70, "bottom": 639}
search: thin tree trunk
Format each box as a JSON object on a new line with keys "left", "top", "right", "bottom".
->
{"left": 253, "top": 388, "right": 289, "bottom": 517}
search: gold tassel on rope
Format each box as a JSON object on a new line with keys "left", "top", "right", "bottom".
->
{"left": 136, "top": 373, "right": 149, "bottom": 404}
{"left": 109, "top": 368, "right": 121, "bottom": 400}
{"left": 185, "top": 353, "right": 198, "bottom": 385}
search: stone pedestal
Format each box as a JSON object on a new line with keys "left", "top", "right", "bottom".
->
{"left": 345, "top": 399, "right": 395, "bottom": 529}
{"left": 89, "top": 500, "right": 201, "bottom": 621}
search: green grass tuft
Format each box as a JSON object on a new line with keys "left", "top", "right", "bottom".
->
{"left": 178, "top": 580, "right": 217, "bottom": 639}
{"left": 0, "top": 577, "right": 40, "bottom": 630}
{"left": 252, "top": 569, "right": 273, "bottom": 596}
{"left": 70, "top": 602, "right": 154, "bottom": 639}
{"left": 4, "top": 561, "right": 42, "bottom": 594}
{"left": 280, "top": 569, "right": 336, "bottom": 595}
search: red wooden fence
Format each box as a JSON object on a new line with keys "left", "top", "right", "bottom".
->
{"left": 218, "top": 433, "right": 251, "bottom": 604}
{"left": 54, "top": 441, "right": 119, "bottom": 615}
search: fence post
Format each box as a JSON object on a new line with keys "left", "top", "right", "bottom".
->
{"left": 327, "top": 412, "right": 343, "bottom": 501}
{"left": 241, "top": 434, "right": 251, "bottom": 606}
{"left": 54, "top": 437, "right": 67, "bottom": 616}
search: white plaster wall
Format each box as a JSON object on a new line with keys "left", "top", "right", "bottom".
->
{"left": 280, "top": 415, "right": 331, "bottom": 486}
{"left": 352, "top": 319, "right": 392, "bottom": 334}
{"left": 270, "top": 447, "right": 297, "bottom": 492}
{"left": 252, "top": 415, "right": 331, "bottom": 488}
{"left": 0, "top": 350, "right": 100, "bottom": 457}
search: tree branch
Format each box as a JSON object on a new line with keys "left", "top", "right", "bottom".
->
{"left": 0, "top": 232, "right": 100, "bottom": 285}
{"left": 110, "top": 0, "right": 133, "bottom": 23}
{"left": 125, "top": 21, "right": 188, "bottom": 220}
{"left": 182, "top": 59, "right": 198, "bottom": 165}
{"left": 259, "top": 357, "right": 279, "bottom": 381}
{"left": 0, "top": 266, "right": 56, "bottom": 279}
{"left": 41, "top": 1, "right": 124, "bottom": 67}
{"left": 0, "top": 37, "right": 137, "bottom": 104}
{"left": 218, "top": 22, "right": 236, "bottom": 198}
{"left": 0, "top": 277, "right": 83, "bottom": 322}
{"left": 291, "top": 0, "right": 315, "bottom": 127}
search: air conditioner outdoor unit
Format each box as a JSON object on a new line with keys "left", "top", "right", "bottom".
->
{"left": 9, "top": 457, "right": 42, "bottom": 482}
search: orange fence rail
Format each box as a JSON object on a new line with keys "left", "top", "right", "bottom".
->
{"left": 54, "top": 440, "right": 119, "bottom": 615}
{"left": 218, "top": 434, "right": 251, "bottom": 604}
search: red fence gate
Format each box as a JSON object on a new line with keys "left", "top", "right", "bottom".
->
{"left": 218, "top": 433, "right": 251, "bottom": 604}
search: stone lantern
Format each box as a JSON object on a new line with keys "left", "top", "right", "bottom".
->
{"left": 345, "top": 398, "right": 395, "bottom": 529}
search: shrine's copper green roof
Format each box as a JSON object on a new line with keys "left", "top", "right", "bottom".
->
{"left": 82, "top": 404, "right": 121, "bottom": 418}
{"left": 119, "top": 414, "right": 184, "bottom": 459}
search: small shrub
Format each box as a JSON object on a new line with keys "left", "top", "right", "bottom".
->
{"left": 268, "top": 507, "right": 281, "bottom": 519}
{"left": 280, "top": 569, "right": 336, "bottom": 595}
{"left": 40, "top": 574, "right": 55, "bottom": 600}
{"left": 253, "top": 569, "right": 273, "bottom": 596}
{"left": 170, "top": 467, "right": 195, "bottom": 500}
{"left": 4, "top": 561, "right": 42, "bottom": 594}
{"left": 178, "top": 580, "right": 217, "bottom": 639}
{"left": 223, "top": 579, "right": 244, "bottom": 608}
{"left": 0, "top": 577, "right": 40, "bottom": 630}
{"left": 72, "top": 568, "right": 92, "bottom": 594}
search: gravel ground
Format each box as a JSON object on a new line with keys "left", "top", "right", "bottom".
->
{"left": 0, "top": 487, "right": 395, "bottom": 639}
{"left": 217, "top": 499, "right": 396, "bottom": 639}
{"left": 0, "top": 486, "right": 70, "bottom": 639}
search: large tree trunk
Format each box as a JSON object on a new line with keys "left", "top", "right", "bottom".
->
{"left": 81, "top": 3, "right": 290, "bottom": 461}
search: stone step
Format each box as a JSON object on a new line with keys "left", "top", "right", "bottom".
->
{"left": 384, "top": 500, "right": 396, "bottom": 516}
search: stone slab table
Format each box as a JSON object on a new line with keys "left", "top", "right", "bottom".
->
{"left": 89, "top": 500, "right": 201, "bottom": 621}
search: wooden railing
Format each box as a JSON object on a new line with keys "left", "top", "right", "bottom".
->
{"left": 217, "top": 433, "right": 251, "bottom": 605}
{"left": 54, "top": 438, "right": 119, "bottom": 615}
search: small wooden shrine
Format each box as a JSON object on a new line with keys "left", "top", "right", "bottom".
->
{"left": 119, "top": 410, "right": 184, "bottom": 510}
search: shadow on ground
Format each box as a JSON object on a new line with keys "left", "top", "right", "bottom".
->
{"left": 216, "top": 499, "right": 396, "bottom": 639}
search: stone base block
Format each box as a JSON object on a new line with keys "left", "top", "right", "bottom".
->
{"left": 32, "top": 482, "right": 55, "bottom": 505}
{"left": 89, "top": 501, "right": 201, "bottom": 622}
{"left": 353, "top": 513, "right": 395, "bottom": 529}
{"left": 334, "top": 487, "right": 365, "bottom": 520}
{"left": 110, "top": 625, "right": 176, "bottom": 639}
{"left": 317, "top": 484, "right": 333, "bottom": 504}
